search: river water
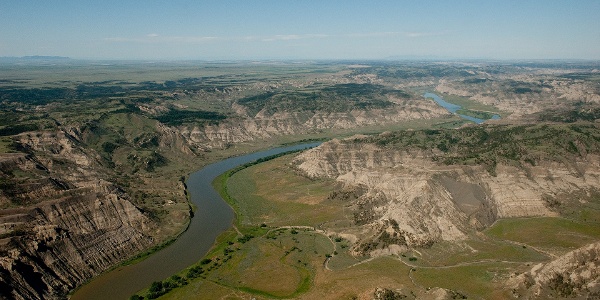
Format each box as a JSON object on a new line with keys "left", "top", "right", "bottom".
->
{"left": 71, "top": 142, "right": 321, "bottom": 300}
{"left": 424, "top": 92, "right": 500, "bottom": 123}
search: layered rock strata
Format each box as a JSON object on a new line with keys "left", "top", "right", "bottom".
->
{"left": 0, "top": 131, "right": 153, "bottom": 299}
{"left": 511, "top": 241, "right": 600, "bottom": 298}
{"left": 181, "top": 103, "right": 448, "bottom": 149}
{"left": 293, "top": 137, "right": 600, "bottom": 255}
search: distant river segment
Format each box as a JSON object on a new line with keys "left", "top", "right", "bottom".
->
{"left": 72, "top": 142, "right": 321, "bottom": 300}
{"left": 424, "top": 92, "right": 500, "bottom": 123}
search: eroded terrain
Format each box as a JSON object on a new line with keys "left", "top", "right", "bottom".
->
{"left": 1, "top": 60, "right": 600, "bottom": 299}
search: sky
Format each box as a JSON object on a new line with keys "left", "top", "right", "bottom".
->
{"left": 1, "top": 0, "right": 599, "bottom": 60}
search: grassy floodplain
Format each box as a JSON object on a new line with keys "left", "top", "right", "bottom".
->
{"left": 226, "top": 156, "right": 345, "bottom": 227}
{"left": 486, "top": 217, "right": 600, "bottom": 255}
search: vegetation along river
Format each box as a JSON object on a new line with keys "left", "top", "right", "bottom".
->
{"left": 424, "top": 92, "right": 500, "bottom": 123}
{"left": 72, "top": 142, "right": 321, "bottom": 300}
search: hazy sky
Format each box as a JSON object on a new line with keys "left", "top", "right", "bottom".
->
{"left": 1, "top": 0, "right": 599, "bottom": 60}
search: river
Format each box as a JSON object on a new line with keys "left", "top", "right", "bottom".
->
{"left": 424, "top": 92, "right": 500, "bottom": 123}
{"left": 71, "top": 142, "right": 321, "bottom": 300}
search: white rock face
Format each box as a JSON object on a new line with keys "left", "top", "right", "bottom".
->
{"left": 293, "top": 138, "right": 600, "bottom": 254}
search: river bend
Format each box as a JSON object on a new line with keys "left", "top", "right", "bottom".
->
{"left": 72, "top": 142, "right": 321, "bottom": 300}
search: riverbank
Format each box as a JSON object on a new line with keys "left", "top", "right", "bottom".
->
{"left": 131, "top": 151, "right": 342, "bottom": 299}
{"left": 72, "top": 143, "right": 320, "bottom": 300}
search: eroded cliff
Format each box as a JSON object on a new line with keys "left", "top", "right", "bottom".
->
{"left": 510, "top": 241, "right": 600, "bottom": 298}
{"left": 0, "top": 131, "right": 154, "bottom": 299}
{"left": 178, "top": 97, "right": 448, "bottom": 149}
{"left": 293, "top": 124, "right": 600, "bottom": 256}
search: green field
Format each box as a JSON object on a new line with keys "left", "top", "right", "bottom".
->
{"left": 485, "top": 217, "right": 600, "bottom": 255}
{"left": 411, "top": 262, "right": 517, "bottom": 299}
{"left": 455, "top": 108, "right": 499, "bottom": 120}
{"left": 226, "top": 155, "right": 345, "bottom": 227}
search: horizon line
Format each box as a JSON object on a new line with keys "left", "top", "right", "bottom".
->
{"left": 2, "top": 56, "right": 600, "bottom": 63}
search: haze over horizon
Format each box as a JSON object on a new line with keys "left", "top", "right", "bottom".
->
{"left": 1, "top": 0, "right": 599, "bottom": 61}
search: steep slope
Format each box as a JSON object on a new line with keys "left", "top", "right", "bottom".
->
{"left": 3, "top": 61, "right": 598, "bottom": 299}
{"left": 435, "top": 71, "right": 600, "bottom": 119}
{"left": 180, "top": 104, "right": 446, "bottom": 149}
{"left": 293, "top": 124, "right": 600, "bottom": 255}
{"left": 0, "top": 131, "right": 154, "bottom": 299}
{"left": 511, "top": 241, "right": 600, "bottom": 298}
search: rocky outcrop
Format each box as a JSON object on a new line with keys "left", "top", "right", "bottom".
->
{"left": 435, "top": 75, "right": 600, "bottom": 119}
{"left": 511, "top": 241, "right": 600, "bottom": 298}
{"left": 294, "top": 139, "right": 477, "bottom": 252}
{"left": 180, "top": 102, "right": 448, "bottom": 150}
{"left": 0, "top": 193, "right": 152, "bottom": 299}
{"left": 0, "top": 131, "right": 154, "bottom": 299}
{"left": 293, "top": 136, "right": 600, "bottom": 255}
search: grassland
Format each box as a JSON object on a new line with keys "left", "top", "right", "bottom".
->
{"left": 415, "top": 239, "right": 547, "bottom": 267}
{"left": 411, "top": 262, "right": 517, "bottom": 299}
{"left": 486, "top": 217, "right": 600, "bottom": 255}
{"left": 455, "top": 108, "right": 499, "bottom": 120}
{"left": 226, "top": 155, "right": 345, "bottom": 227}
{"left": 0, "top": 61, "right": 344, "bottom": 88}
